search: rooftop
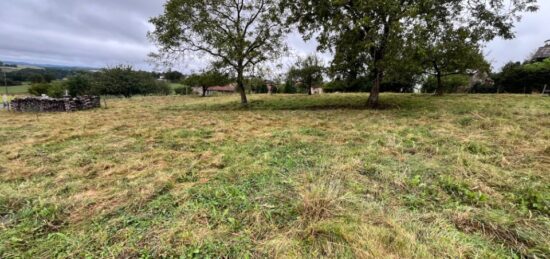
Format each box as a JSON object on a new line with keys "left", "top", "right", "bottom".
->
{"left": 533, "top": 40, "right": 550, "bottom": 61}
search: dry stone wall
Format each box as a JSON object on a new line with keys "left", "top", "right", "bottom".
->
{"left": 11, "top": 96, "right": 101, "bottom": 112}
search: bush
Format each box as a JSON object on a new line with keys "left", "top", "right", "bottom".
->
{"left": 150, "top": 81, "right": 173, "bottom": 95}
{"left": 28, "top": 82, "right": 67, "bottom": 98}
{"left": 66, "top": 74, "right": 93, "bottom": 96}
{"left": 422, "top": 75, "right": 469, "bottom": 93}
{"left": 470, "top": 82, "right": 498, "bottom": 93}
{"left": 280, "top": 82, "right": 297, "bottom": 93}
{"left": 28, "top": 83, "right": 51, "bottom": 96}
{"left": 493, "top": 59, "right": 550, "bottom": 93}
{"left": 323, "top": 80, "right": 347, "bottom": 93}
{"left": 93, "top": 66, "right": 173, "bottom": 97}
{"left": 47, "top": 82, "right": 67, "bottom": 98}
{"left": 174, "top": 85, "right": 193, "bottom": 95}
{"left": 324, "top": 77, "right": 371, "bottom": 93}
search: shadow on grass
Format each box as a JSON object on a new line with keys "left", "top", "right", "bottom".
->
{"left": 163, "top": 94, "right": 438, "bottom": 112}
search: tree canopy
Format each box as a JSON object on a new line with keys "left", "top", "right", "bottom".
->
{"left": 288, "top": 55, "right": 325, "bottom": 95}
{"left": 149, "top": 0, "right": 288, "bottom": 105}
{"left": 283, "top": 0, "right": 538, "bottom": 107}
{"left": 182, "top": 70, "right": 232, "bottom": 96}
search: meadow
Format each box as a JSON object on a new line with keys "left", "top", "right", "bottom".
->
{"left": 3, "top": 84, "right": 30, "bottom": 95}
{"left": 0, "top": 94, "right": 548, "bottom": 258}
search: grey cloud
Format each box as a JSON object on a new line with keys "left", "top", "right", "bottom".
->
{"left": 0, "top": 0, "right": 548, "bottom": 72}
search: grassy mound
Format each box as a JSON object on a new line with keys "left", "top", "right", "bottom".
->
{"left": 0, "top": 94, "right": 548, "bottom": 257}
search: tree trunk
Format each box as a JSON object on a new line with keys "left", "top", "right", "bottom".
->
{"left": 435, "top": 71, "right": 444, "bottom": 96}
{"left": 308, "top": 85, "right": 312, "bottom": 95}
{"left": 367, "top": 68, "right": 382, "bottom": 108}
{"left": 237, "top": 70, "right": 248, "bottom": 105}
{"left": 367, "top": 18, "right": 391, "bottom": 109}
{"left": 202, "top": 86, "right": 207, "bottom": 97}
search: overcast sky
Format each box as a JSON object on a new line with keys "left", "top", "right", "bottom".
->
{"left": 1, "top": 0, "right": 549, "bottom": 72}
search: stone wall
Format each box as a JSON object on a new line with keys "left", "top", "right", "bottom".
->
{"left": 11, "top": 96, "right": 101, "bottom": 112}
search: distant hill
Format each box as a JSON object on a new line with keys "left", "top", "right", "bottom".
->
{"left": 1, "top": 60, "right": 99, "bottom": 71}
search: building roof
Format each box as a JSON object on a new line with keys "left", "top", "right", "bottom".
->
{"left": 533, "top": 40, "right": 550, "bottom": 61}
{"left": 209, "top": 84, "right": 236, "bottom": 92}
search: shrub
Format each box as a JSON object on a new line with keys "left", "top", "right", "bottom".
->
{"left": 28, "top": 82, "right": 67, "bottom": 98}
{"left": 150, "top": 81, "right": 173, "bottom": 95}
{"left": 66, "top": 73, "right": 93, "bottom": 96}
{"left": 93, "top": 66, "right": 173, "bottom": 97}
{"left": 28, "top": 83, "right": 51, "bottom": 96}
{"left": 280, "top": 82, "right": 297, "bottom": 93}
{"left": 493, "top": 59, "right": 550, "bottom": 93}
{"left": 470, "top": 82, "right": 498, "bottom": 93}
{"left": 174, "top": 85, "right": 194, "bottom": 95}
{"left": 422, "top": 75, "right": 470, "bottom": 93}
{"left": 47, "top": 82, "right": 67, "bottom": 98}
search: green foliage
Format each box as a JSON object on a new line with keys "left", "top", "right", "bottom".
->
{"left": 410, "top": 23, "right": 490, "bottom": 95}
{"left": 66, "top": 73, "right": 93, "bottom": 96}
{"left": 163, "top": 70, "right": 183, "bottom": 82}
{"left": 280, "top": 82, "right": 297, "bottom": 94}
{"left": 5, "top": 68, "right": 96, "bottom": 86}
{"left": 174, "top": 85, "right": 193, "bottom": 95}
{"left": 287, "top": 55, "right": 324, "bottom": 95}
{"left": 323, "top": 80, "right": 348, "bottom": 93}
{"left": 25, "top": 68, "right": 172, "bottom": 98}
{"left": 422, "top": 75, "right": 470, "bottom": 94}
{"left": 493, "top": 59, "right": 550, "bottom": 93}
{"left": 246, "top": 77, "right": 268, "bottom": 94}
{"left": 27, "top": 82, "right": 67, "bottom": 98}
{"left": 149, "top": 0, "right": 288, "bottom": 104}
{"left": 28, "top": 83, "right": 52, "bottom": 96}
{"left": 93, "top": 66, "right": 172, "bottom": 97}
{"left": 47, "top": 82, "right": 67, "bottom": 98}
{"left": 184, "top": 71, "right": 231, "bottom": 89}
{"left": 440, "top": 177, "right": 489, "bottom": 205}
{"left": 182, "top": 70, "right": 232, "bottom": 96}
{"left": 17, "top": 69, "right": 58, "bottom": 84}
{"left": 284, "top": 0, "right": 537, "bottom": 104}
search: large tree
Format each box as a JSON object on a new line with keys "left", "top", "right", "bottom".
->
{"left": 284, "top": 0, "right": 538, "bottom": 107}
{"left": 149, "top": 0, "right": 288, "bottom": 105}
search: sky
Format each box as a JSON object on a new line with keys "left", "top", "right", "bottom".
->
{"left": 0, "top": 0, "right": 549, "bottom": 72}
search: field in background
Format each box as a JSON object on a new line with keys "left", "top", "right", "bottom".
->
{"left": 0, "top": 65, "right": 43, "bottom": 73}
{"left": 0, "top": 94, "right": 548, "bottom": 257}
{"left": 169, "top": 83, "right": 184, "bottom": 89}
{"left": 2, "top": 84, "right": 30, "bottom": 95}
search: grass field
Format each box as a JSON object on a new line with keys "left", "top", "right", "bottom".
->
{"left": 2, "top": 84, "right": 30, "bottom": 95}
{"left": 0, "top": 94, "right": 549, "bottom": 258}
{"left": 170, "top": 83, "right": 185, "bottom": 89}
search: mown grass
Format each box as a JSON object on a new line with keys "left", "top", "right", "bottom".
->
{"left": 0, "top": 93, "right": 549, "bottom": 258}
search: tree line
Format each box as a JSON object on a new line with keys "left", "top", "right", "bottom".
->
{"left": 28, "top": 66, "right": 171, "bottom": 98}
{"left": 148, "top": 0, "right": 539, "bottom": 107}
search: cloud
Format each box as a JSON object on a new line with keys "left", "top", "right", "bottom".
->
{"left": 0, "top": 0, "right": 548, "bottom": 72}
{"left": 0, "top": 0, "right": 163, "bottom": 69}
{"left": 485, "top": 1, "right": 550, "bottom": 71}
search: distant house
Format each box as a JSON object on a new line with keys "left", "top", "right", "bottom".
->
{"left": 192, "top": 83, "right": 237, "bottom": 96}
{"left": 311, "top": 86, "right": 324, "bottom": 94}
{"left": 468, "top": 71, "right": 494, "bottom": 88}
{"left": 533, "top": 40, "right": 550, "bottom": 62}
{"left": 265, "top": 80, "right": 277, "bottom": 94}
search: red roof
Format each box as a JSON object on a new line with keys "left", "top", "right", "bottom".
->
{"left": 209, "top": 84, "right": 236, "bottom": 92}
